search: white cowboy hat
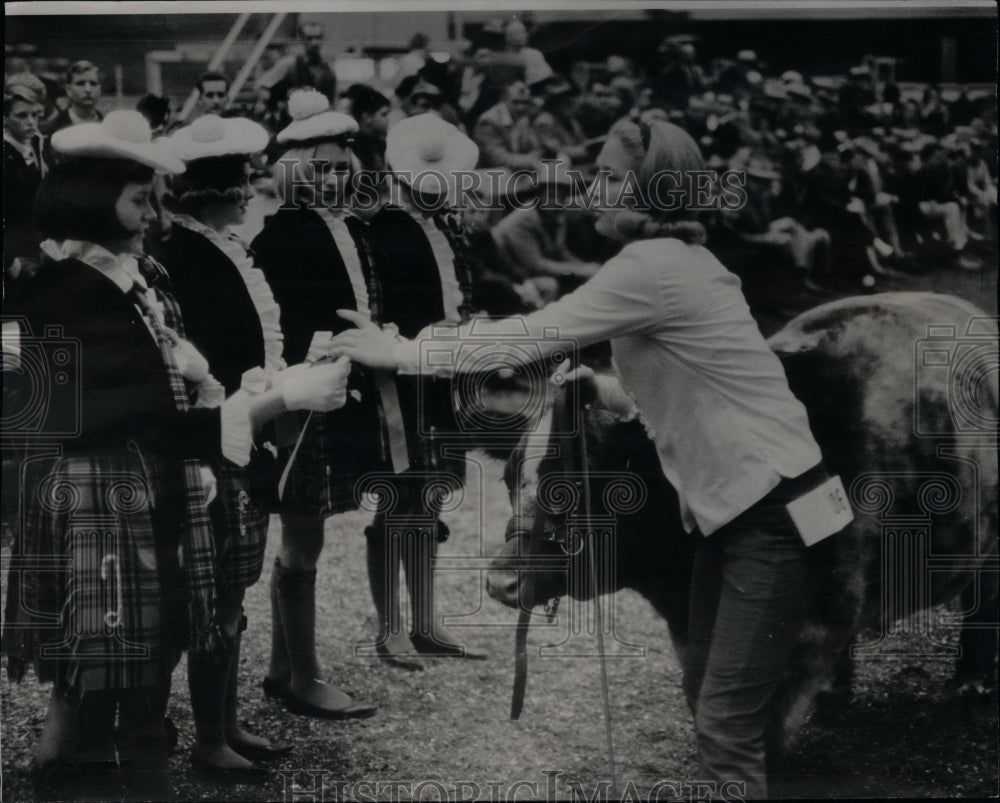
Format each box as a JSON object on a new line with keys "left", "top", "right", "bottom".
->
{"left": 385, "top": 113, "right": 479, "bottom": 201}
{"left": 170, "top": 115, "right": 269, "bottom": 161}
{"left": 51, "top": 109, "right": 185, "bottom": 174}
{"left": 276, "top": 88, "right": 358, "bottom": 144}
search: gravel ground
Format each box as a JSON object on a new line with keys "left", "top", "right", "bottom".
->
{"left": 2, "top": 263, "right": 997, "bottom": 802}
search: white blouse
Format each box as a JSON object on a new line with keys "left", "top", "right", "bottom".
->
{"left": 393, "top": 237, "right": 823, "bottom": 536}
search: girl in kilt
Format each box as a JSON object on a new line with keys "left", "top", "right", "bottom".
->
{"left": 251, "top": 89, "right": 379, "bottom": 717}
{"left": 1, "top": 111, "right": 352, "bottom": 796}
{"left": 353, "top": 112, "right": 487, "bottom": 664}
{"left": 159, "top": 114, "right": 294, "bottom": 776}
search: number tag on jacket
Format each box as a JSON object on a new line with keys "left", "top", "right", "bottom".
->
{"left": 786, "top": 475, "right": 854, "bottom": 546}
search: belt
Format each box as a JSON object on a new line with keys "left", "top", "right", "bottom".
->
{"left": 760, "top": 461, "right": 830, "bottom": 506}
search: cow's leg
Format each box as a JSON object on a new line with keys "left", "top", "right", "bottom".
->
{"left": 813, "top": 640, "right": 856, "bottom": 724}
{"left": 954, "top": 569, "right": 999, "bottom": 695}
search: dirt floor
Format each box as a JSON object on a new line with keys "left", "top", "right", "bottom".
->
{"left": 2, "top": 259, "right": 997, "bottom": 802}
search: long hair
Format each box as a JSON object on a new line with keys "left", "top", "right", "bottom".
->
{"left": 599, "top": 120, "right": 709, "bottom": 246}
{"left": 35, "top": 156, "right": 155, "bottom": 243}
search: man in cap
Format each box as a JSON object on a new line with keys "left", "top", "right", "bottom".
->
{"left": 255, "top": 20, "right": 337, "bottom": 106}
{"left": 533, "top": 77, "right": 589, "bottom": 164}
{"left": 4, "top": 73, "right": 47, "bottom": 279}
{"left": 491, "top": 160, "right": 600, "bottom": 306}
{"left": 474, "top": 80, "right": 543, "bottom": 172}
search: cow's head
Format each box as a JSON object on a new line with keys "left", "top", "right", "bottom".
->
{"left": 486, "top": 401, "right": 659, "bottom": 611}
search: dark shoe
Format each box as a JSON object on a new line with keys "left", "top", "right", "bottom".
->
{"left": 283, "top": 681, "right": 378, "bottom": 721}
{"left": 229, "top": 738, "right": 294, "bottom": 763}
{"left": 410, "top": 634, "right": 488, "bottom": 659}
{"left": 190, "top": 751, "right": 270, "bottom": 784}
{"left": 375, "top": 639, "right": 426, "bottom": 671}
{"left": 262, "top": 675, "right": 289, "bottom": 701}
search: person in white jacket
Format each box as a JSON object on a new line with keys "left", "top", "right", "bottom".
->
{"left": 330, "top": 119, "right": 838, "bottom": 799}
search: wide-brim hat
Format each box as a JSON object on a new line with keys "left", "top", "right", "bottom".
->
{"left": 170, "top": 115, "right": 269, "bottom": 161}
{"left": 277, "top": 88, "right": 358, "bottom": 144}
{"left": 51, "top": 110, "right": 185, "bottom": 174}
{"left": 386, "top": 113, "right": 479, "bottom": 202}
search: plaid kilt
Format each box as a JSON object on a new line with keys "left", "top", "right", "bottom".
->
{"left": 8, "top": 446, "right": 187, "bottom": 694}
{"left": 210, "top": 459, "right": 269, "bottom": 592}
{"left": 277, "top": 372, "right": 466, "bottom": 519}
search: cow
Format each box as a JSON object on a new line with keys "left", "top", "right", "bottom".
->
{"left": 485, "top": 292, "right": 998, "bottom": 750}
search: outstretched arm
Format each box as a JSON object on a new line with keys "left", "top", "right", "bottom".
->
{"left": 329, "top": 252, "right": 663, "bottom": 374}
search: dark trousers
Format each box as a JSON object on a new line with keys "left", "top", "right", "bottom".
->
{"left": 683, "top": 495, "right": 813, "bottom": 799}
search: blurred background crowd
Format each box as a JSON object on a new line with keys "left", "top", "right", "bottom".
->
{"left": 5, "top": 9, "right": 997, "bottom": 316}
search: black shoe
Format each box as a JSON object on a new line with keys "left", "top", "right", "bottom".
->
{"left": 409, "top": 634, "right": 488, "bottom": 659}
{"left": 375, "top": 641, "right": 426, "bottom": 671}
{"left": 190, "top": 751, "right": 271, "bottom": 784}
{"left": 283, "top": 688, "right": 378, "bottom": 721}
{"left": 262, "top": 676, "right": 289, "bottom": 701}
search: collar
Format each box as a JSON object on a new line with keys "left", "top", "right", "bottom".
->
{"left": 39, "top": 239, "right": 145, "bottom": 294}
{"left": 68, "top": 107, "right": 100, "bottom": 125}
{"left": 3, "top": 131, "right": 39, "bottom": 163}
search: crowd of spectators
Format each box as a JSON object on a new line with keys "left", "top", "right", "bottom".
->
{"left": 5, "top": 17, "right": 998, "bottom": 312}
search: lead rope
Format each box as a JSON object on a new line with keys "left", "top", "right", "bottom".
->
{"left": 510, "top": 397, "right": 557, "bottom": 720}
{"left": 576, "top": 384, "right": 618, "bottom": 796}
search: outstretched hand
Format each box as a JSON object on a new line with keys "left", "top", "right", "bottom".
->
{"left": 328, "top": 310, "right": 402, "bottom": 370}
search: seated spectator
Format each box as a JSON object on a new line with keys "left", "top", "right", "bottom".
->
{"left": 504, "top": 19, "right": 553, "bottom": 89}
{"left": 920, "top": 86, "right": 950, "bottom": 137}
{"left": 651, "top": 36, "right": 706, "bottom": 111}
{"left": 576, "top": 75, "right": 622, "bottom": 139}
{"left": 491, "top": 161, "right": 600, "bottom": 306}
{"left": 720, "top": 148, "right": 830, "bottom": 289}
{"left": 532, "top": 77, "right": 589, "bottom": 164}
{"left": 473, "top": 80, "right": 543, "bottom": 171}
{"left": 963, "top": 139, "right": 998, "bottom": 240}
{"left": 795, "top": 141, "right": 883, "bottom": 286}
{"left": 909, "top": 141, "right": 976, "bottom": 267}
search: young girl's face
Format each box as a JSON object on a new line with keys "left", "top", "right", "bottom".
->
{"left": 312, "top": 140, "right": 352, "bottom": 209}
{"left": 113, "top": 180, "right": 156, "bottom": 254}
{"left": 214, "top": 161, "right": 254, "bottom": 228}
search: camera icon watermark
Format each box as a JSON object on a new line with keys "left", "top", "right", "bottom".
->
{"left": 914, "top": 318, "right": 999, "bottom": 437}
{"left": 417, "top": 317, "right": 581, "bottom": 446}
{"left": 1, "top": 318, "right": 82, "bottom": 443}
